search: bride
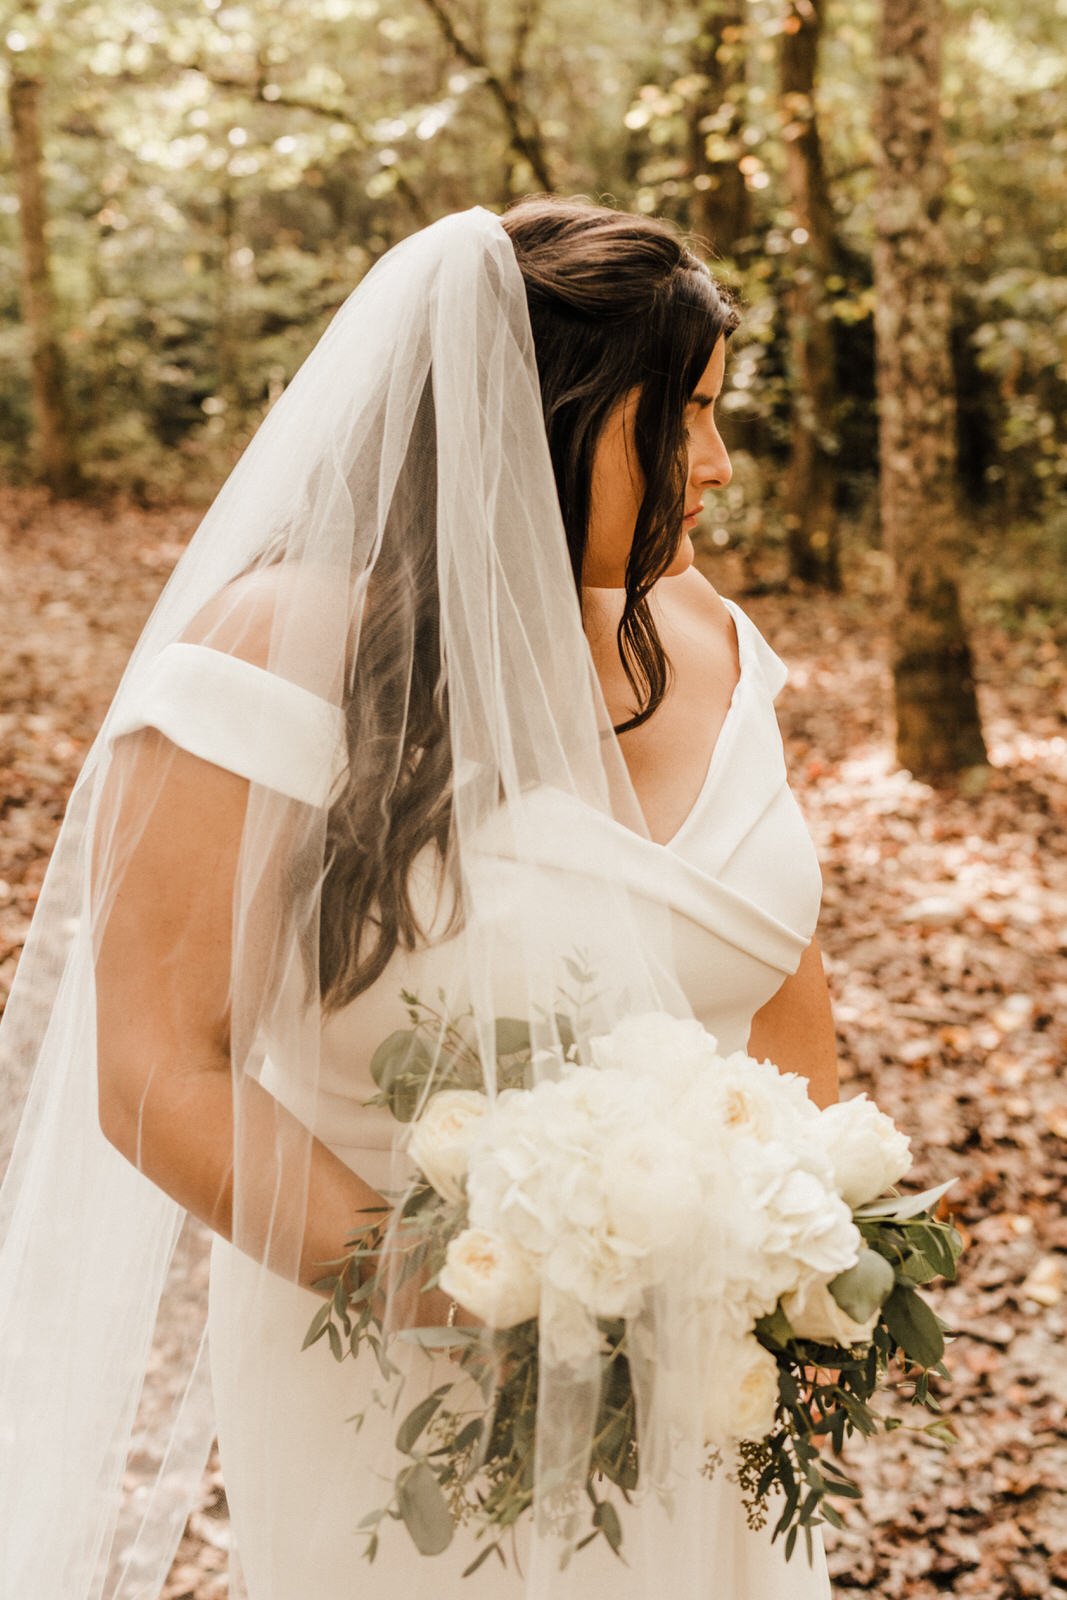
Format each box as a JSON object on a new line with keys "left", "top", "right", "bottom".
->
{"left": 0, "top": 197, "right": 837, "bottom": 1598}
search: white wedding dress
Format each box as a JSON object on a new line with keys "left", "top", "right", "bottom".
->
{"left": 117, "top": 594, "right": 832, "bottom": 1599}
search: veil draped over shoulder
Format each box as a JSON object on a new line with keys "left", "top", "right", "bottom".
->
{"left": 0, "top": 204, "right": 722, "bottom": 1599}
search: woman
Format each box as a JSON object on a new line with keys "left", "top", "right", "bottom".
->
{"left": 0, "top": 198, "right": 835, "bottom": 1598}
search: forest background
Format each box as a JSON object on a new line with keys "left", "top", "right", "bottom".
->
{"left": 1, "top": 0, "right": 1066, "bottom": 1596}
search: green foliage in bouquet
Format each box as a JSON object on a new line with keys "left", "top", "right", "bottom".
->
{"left": 736, "top": 1179, "right": 964, "bottom": 1564}
{"left": 302, "top": 980, "right": 964, "bottom": 1575}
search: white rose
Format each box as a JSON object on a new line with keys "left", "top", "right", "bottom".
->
{"left": 439, "top": 1227, "right": 540, "bottom": 1328}
{"left": 712, "top": 1053, "right": 824, "bottom": 1151}
{"left": 780, "top": 1275, "right": 879, "bottom": 1347}
{"left": 703, "top": 1335, "right": 780, "bottom": 1446}
{"left": 408, "top": 1089, "right": 490, "bottom": 1204}
{"left": 819, "top": 1093, "right": 913, "bottom": 1208}
{"left": 757, "top": 1165, "right": 862, "bottom": 1281}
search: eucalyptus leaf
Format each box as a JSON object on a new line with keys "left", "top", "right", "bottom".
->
{"left": 495, "top": 1017, "right": 532, "bottom": 1055}
{"left": 367, "top": 1030, "right": 434, "bottom": 1121}
{"left": 396, "top": 1461, "right": 454, "bottom": 1555}
{"left": 461, "top": 1542, "right": 500, "bottom": 1577}
{"left": 882, "top": 1283, "right": 944, "bottom": 1367}
{"left": 593, "top": 1498, "right": 623, "bottom": 1554}
{"left": 757, "top": 1302, "right": 795, "bottom": 1347}
{"left": 828, "top": 1247, "right": 895, "bottom": 1322}
{"left": 393, "top": 1325, "right": 473, "bottom": 1349}
{"left": 395, "top": 1389, "right": 447, "bottom": 1455}
{"left": 899, "top": 1250, "right": 936, "bottom": 1284}
{"left": 368, "top": 1029, "right": 417, "bottom": 1089}
{"left": 853, "top": 1178, "right": 956, "bottom": 1221}
{"left": 301, "top": 1302, "right": 331, "bottom": 1350}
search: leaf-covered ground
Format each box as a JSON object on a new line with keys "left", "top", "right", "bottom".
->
{"left": 1, "top": 486, "right": 1064, "bottom": 1598}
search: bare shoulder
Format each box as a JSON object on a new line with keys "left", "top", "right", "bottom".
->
{"left": 652, "top": 563, "right": 734, "bottom": 641}
{"left": 179, "top": 561, "right": 347, "bottom": 674}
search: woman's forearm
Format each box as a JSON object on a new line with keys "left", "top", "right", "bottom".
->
{"left": 100, "top": 1062, "right": 450, "bottom": 1320}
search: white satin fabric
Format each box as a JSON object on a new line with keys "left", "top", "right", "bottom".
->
{"left": 120, "top": 593, "right": 831, "bottom": 1599}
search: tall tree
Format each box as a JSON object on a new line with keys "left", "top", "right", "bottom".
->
{"left": 7, "top": 58, "right": 82, "bottom": 497}
{"left": 874, "top": 0, "right": 987, "bottom": 778}
{"left": 687, "top": 0, "right": 750, "bottom": 256}
{"left": 779, "top": 0, "right": 839, "bottom": 589}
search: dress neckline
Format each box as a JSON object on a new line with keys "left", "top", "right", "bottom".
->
{"left": 655, "top": 594, "right": 748, "bottom": 852}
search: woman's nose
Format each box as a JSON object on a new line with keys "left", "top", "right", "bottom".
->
{"left": 692, "top": 427, "right": 732, "bottom": 490}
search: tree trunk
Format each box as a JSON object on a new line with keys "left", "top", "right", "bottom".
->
{"left": 874, "top": 0, "right": 987, "bottom": 778}
{"left": 780, "top": 0, "right": 840, "bottom": 589}
{"left": 8, "top": 69, "right": 83, "bottom": 497}
{"left": 688, "top": 0, "right": 750, "bottom": 256}
{"left": 215, "top": 177, "right": 239, "bottom": 409}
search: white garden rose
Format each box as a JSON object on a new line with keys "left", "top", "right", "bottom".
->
{"left": 712, "top": 1052, "right": 824, "bottom": 1151}
{"left": 439, "top": 1227, "right": 540, "bottom": 1328}
{"left": 703, "top": 1335, "right": 780, "bottom": 1445}
{"left": 756, "top": 1165, "right": 862, "bottom": 1282}
{"left": 408, "top": 1088, "right": 490, "bottom": 1203}
{"left": 780, "top": 1275, "right": 879, "bottom": 1347}
{"left": 819, "top": 1092, "right": 913, "bottom": 1208}
{"left": 719, "top": 1051, "right": 821, "bottom": 1112}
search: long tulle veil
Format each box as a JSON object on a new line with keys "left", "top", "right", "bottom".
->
{"left": 0, "top": 203, "right": 724, "bottom": 1600}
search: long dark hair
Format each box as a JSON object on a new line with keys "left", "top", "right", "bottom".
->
{"left": 318, "top": 196, "right": 738, "bottom": 1012}
{"left": 501, "top": 196, "right": 738, "bottom": 733}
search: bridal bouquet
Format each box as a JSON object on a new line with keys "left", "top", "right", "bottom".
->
{"left": 304, "top": 962, "right": 963, "bottom": 1575}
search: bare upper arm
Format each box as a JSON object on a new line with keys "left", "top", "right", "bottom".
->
{"left": 92, "top": 569, "right": 303, "bottom": 1146}
{"left": 747, "top": 933, "right": 840, "bottom": 1109}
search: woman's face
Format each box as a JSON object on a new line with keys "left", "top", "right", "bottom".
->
{"left": 581, "top": 334, "right": 732, "bottom": 589}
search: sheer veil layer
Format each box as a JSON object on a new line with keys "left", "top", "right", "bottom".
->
{"left": 0, "top": 205, "right": 741, "bottom": 1599}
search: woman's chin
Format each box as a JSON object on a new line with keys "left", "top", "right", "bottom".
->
{"left": 664, "top": 532, "right": 695, "bottom": 576}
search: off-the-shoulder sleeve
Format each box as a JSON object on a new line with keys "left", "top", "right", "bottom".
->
{"left": 748, "top": 627, "right": 789, "bottom": 702}
{"left": 726, "top": 598, "right": 790, "bottom": 703}
{"left": 105, "top": 641, "right": 349, "bottom": 807}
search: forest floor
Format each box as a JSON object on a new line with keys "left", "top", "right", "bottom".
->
{"left": 1, "top": 483, "right": 1065, "bottom": 1599}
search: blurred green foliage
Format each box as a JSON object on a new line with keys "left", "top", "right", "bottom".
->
{"left": 0, "top": 0, "right": 1063, "bottom": 525}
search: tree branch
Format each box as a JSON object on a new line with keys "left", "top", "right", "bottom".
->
{"left": 416, "top": 0, "right": 553, "bottom": 189}
{"left": 188, "top": 57, "right": 431, "bottom": 226}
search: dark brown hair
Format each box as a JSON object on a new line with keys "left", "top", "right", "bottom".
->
{"left": 318, "top": 196, "right": 739, "bottom": 1012}
{"left": 500, "top": 196, "right": 738, "bottom": 733}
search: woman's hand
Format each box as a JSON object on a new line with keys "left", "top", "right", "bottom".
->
{"left": 369, "top": 1256, "right": 485, "bottom": 1355}
{"left": 800, "top": 1361, "right": 841, "bottom": 1438}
